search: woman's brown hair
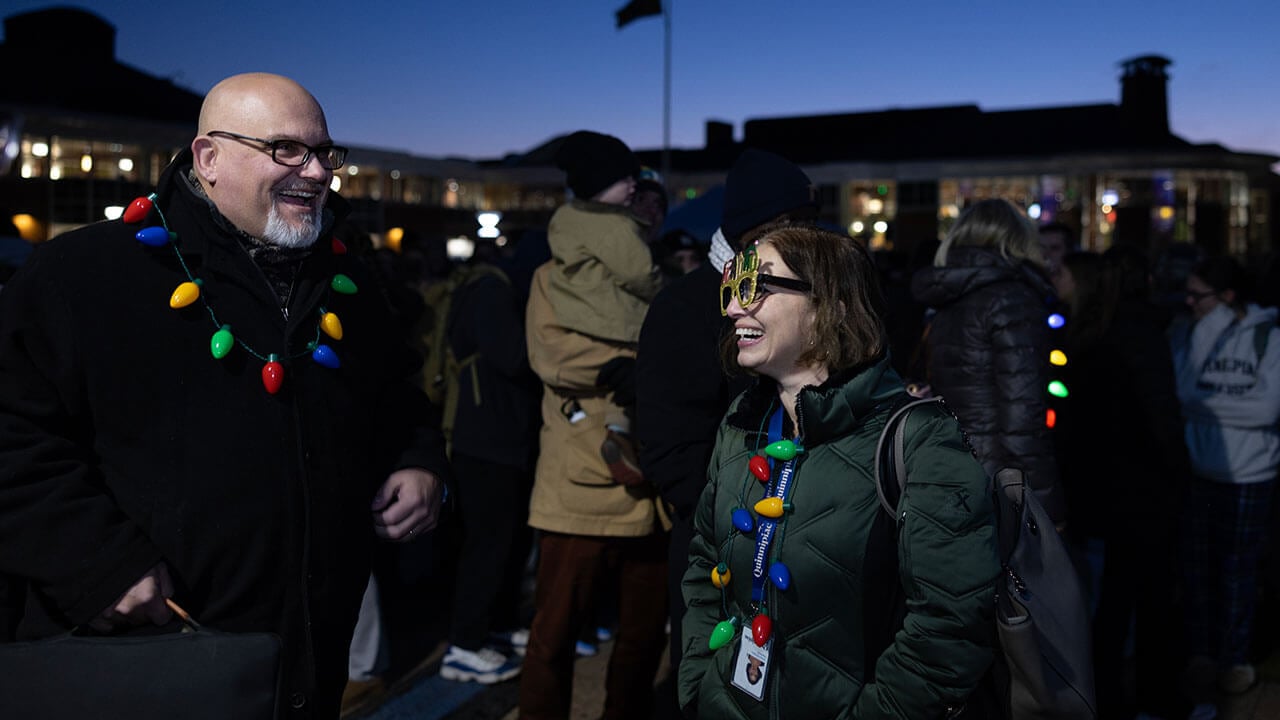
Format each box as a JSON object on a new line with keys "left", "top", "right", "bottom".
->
{"left": 722, "top": 223, "right": 887, "bottom": 375}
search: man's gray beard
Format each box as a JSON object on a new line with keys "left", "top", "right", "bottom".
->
{"left": 262, "top": 202, "right": 321, "bottom": 248}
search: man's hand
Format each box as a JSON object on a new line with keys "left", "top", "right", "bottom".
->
{"left": 372, "top": 468, "right": 444, "bottom": 542}
{"left": 88, "top": 562, "right": 173, "bottom": 632}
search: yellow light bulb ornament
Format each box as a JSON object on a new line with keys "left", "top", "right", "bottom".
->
{"left": 169, "top": 279, "right": 202, "bottom": 309}
{"left": 1050, "top": 349, "right": 1068, "bottom": 366}
{"left": 711, "top": 563, "right": 731, "bottom": 589}
{"left": 754, "top": 497, "right": 793, "bottom": 519}
{"left": 320, "top": 311, "right": 344, "bottom": 340}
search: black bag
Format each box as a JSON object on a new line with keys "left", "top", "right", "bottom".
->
{"left": 875, "top": 396, "right": 1097, "bottom": 720}
{"left": 0, "top": 599, "right": 282, "bottom": 720}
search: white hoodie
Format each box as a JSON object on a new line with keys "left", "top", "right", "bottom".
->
{"left": 1171, "top": 303, "right": 1280, "bottom": 484}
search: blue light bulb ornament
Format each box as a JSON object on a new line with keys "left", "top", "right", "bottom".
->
{"left": 732, "top": 508, "right": 754, "bottom": 534}
{"left": 769, "top": 561, "right": 792, "bottom": 591}
{"left": 1047, "top": 313, "right": 1065, "bottom": 329}
{"left": 136, "top": 226, "right": 175, "bottom": 247}
{"left": 709, "top": 617, "right": 739, "bottom": 650}
{"left": 312, "top": 343, "right": 341, "bottom": 369}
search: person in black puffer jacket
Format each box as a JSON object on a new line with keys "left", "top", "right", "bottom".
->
{"left": 910, "top": 198, "right": 1064, "bottom": 523}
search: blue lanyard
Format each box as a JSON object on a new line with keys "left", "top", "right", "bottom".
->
{"left": 751, "top": 407, "right": 795, "bottom": 603}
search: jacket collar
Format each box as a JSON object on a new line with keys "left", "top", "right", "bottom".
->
{"left": 724, "top": 354, "right": 906, "bottom": 449}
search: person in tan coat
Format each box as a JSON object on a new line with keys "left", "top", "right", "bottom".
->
{"left": 517, "top": 131, "right": 669, "bottom": 720}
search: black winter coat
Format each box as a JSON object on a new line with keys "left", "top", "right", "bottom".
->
{"left": 0, "top": 153, "right": 447, "bottom": 718}
{"left": 446, "top": 267, "right": 541, "bottom": 469}
{"left": 636, "top": 263, "right": 750, "bottom": 521}
{"left": 910, "top": 246, "right": 1063, "bottom": 521}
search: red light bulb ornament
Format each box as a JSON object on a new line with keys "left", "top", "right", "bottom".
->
{"left": 331, "top": 237, "right": 348, "bottom": 255}
{"left": 752, "top": 614, "right": 773, "bottom": 646}
{"left": 749, "top": 455, "right": 771, "bottom": 482}
{"left": 262, "top": 354, "right": 284, "bottom": 395}
{"left": 122, "top": 194, "right": 155, "bottom": 224}
{"left": 210, "top": 325, "right": 234, "bottom": 359}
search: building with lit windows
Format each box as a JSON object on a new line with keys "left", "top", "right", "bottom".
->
{"left": 2, "top": 6, "right": 1276, "bottom": 264}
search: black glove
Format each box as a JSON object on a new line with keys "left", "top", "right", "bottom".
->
{"left": 596, "top": 356, "right": 637, "bottom": 408}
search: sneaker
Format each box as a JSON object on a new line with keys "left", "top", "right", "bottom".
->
{"left": 575, "top": 640, "right": 598, "bottom": 657}
{"left": 439, "top": 645, "right": 522, "bottom": 684}
{"left": 600, "top": 430, "right": 645, "bottom": 486}
{"left": 489, "top": 628, "right": 529, "bottom": 657}
{"left": 1219, "top": 663, "right": 1257, "bottom": 695}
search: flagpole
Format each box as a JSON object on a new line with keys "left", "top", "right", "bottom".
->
{"left": 661, "top": 0, "right": 671, "bottom": 183}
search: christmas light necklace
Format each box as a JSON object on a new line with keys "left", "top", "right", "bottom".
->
{"left": 707, "top": 405, "right": 801, "bottom": 652}
{"left": 122, "top": 193, "right": 356, "bottom": 395}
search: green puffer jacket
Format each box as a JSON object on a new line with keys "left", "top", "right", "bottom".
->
{"left": 680, "top": 356, "right": 1000, "bottom": 719}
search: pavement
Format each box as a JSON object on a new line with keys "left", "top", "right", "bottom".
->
{"left": 345, "top": 633, "right": 1280, "bottom": 720}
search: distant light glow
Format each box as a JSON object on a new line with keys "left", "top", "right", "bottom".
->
{"left": 1028, "top": 203, "right": 1042, "bottom": 220}
{"left": 385, "top": 227, "right": 404, "bottom": 253}
{"left": 1047, "top": 313, "right": 1065, "bottom": 329}
{"left": 390, "top": 169, "right": 401, "bottom": 180}
{"left": 32, "top": 142, "right": 49, "bottom": 157}
{"left": 477, "top": 211, "right": 502, "bottom": 228}
{"left": 118, "top": 158, "right": 134, "bottom": 172}
{"left": 103, "top": 205, "right": 124, "bottom": 220}
{"left": 873, "top": 220, "right": 888, "bottom": 233}
{"left": 1158, "top": 206, "right": 1174, "bottom": 220}
{"left": 446, "top": 236, "right": 475, "bottom": 260}
{"left": 1101, "top": 189, "right": 1119, "bottom": 206}
{"left": 347, "top": 165, "right": 359, "bottom": 176}
{"left": 80, "top": 154, "right": 93, "bottom": 172}
{"left": 477, "top": 227, "right": 500, "bottom": 239}
{"left": 850, "top": 221, "right": 865, "bottom": 233}
{"left": 867, "top": 198, "right": 884, "bottom": 214}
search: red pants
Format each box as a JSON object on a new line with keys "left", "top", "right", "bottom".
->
{"left": 517, "top": 530, "right": 669, "bottom": 720}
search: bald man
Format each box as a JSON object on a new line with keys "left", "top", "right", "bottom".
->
{"left": 0, "top": 73, "right": 448, "bottom": 718}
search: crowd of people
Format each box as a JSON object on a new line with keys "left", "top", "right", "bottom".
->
{"left": 0, "top": 71, "right": 1278, "bottom": 720}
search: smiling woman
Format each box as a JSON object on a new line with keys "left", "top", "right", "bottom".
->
{"left": 681, "top": 223, "right": 1002, "bottom": 719}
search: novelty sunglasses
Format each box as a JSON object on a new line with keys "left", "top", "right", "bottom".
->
{"left": 719, "top": 247, "right": 812, "bottom": 316}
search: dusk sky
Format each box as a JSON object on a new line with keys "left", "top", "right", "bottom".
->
{"left": 8, "top": 1, "right": 1279, "bottom": 164}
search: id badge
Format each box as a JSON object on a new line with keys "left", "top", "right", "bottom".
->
{"left": 730, "top": 631, "right": 772, "bottom": 700}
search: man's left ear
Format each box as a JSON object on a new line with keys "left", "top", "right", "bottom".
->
{"left": 191, "top": 136, "right": 217, "bottom": 184}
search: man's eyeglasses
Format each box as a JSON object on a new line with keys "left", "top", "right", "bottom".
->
{"left": 719, "top": 248, "right": 812, "bottom": 316}
{"left": 207, "top": 130, "right": 348, "bottom": 170}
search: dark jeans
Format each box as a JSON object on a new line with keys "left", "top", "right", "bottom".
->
{"left": 447, "top": 453, "right": 533, "bottom": 650}
{"left": 518, "top": 530, "right": 668, "bottom": 720}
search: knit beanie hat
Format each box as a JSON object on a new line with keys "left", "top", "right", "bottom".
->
{"left": 720, "top": 149, "right": 817, "bottom": 243}
{"left": 555, "top": 130, "right": 640, "bottom": 201}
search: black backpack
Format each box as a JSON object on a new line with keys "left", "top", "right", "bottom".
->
{"left": 871, "top": 396, "right": 1097, "bottom": 720}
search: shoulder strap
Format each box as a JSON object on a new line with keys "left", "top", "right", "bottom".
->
{"left": 875, "top": 396, "right": 945, "bottom": 517}
{"left": 1255, "top": 320, "right": 1274, "bottom": 363}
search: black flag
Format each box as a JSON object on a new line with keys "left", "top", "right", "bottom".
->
{"left": 615, "top": 0, "right": 662, "bottom": 29}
